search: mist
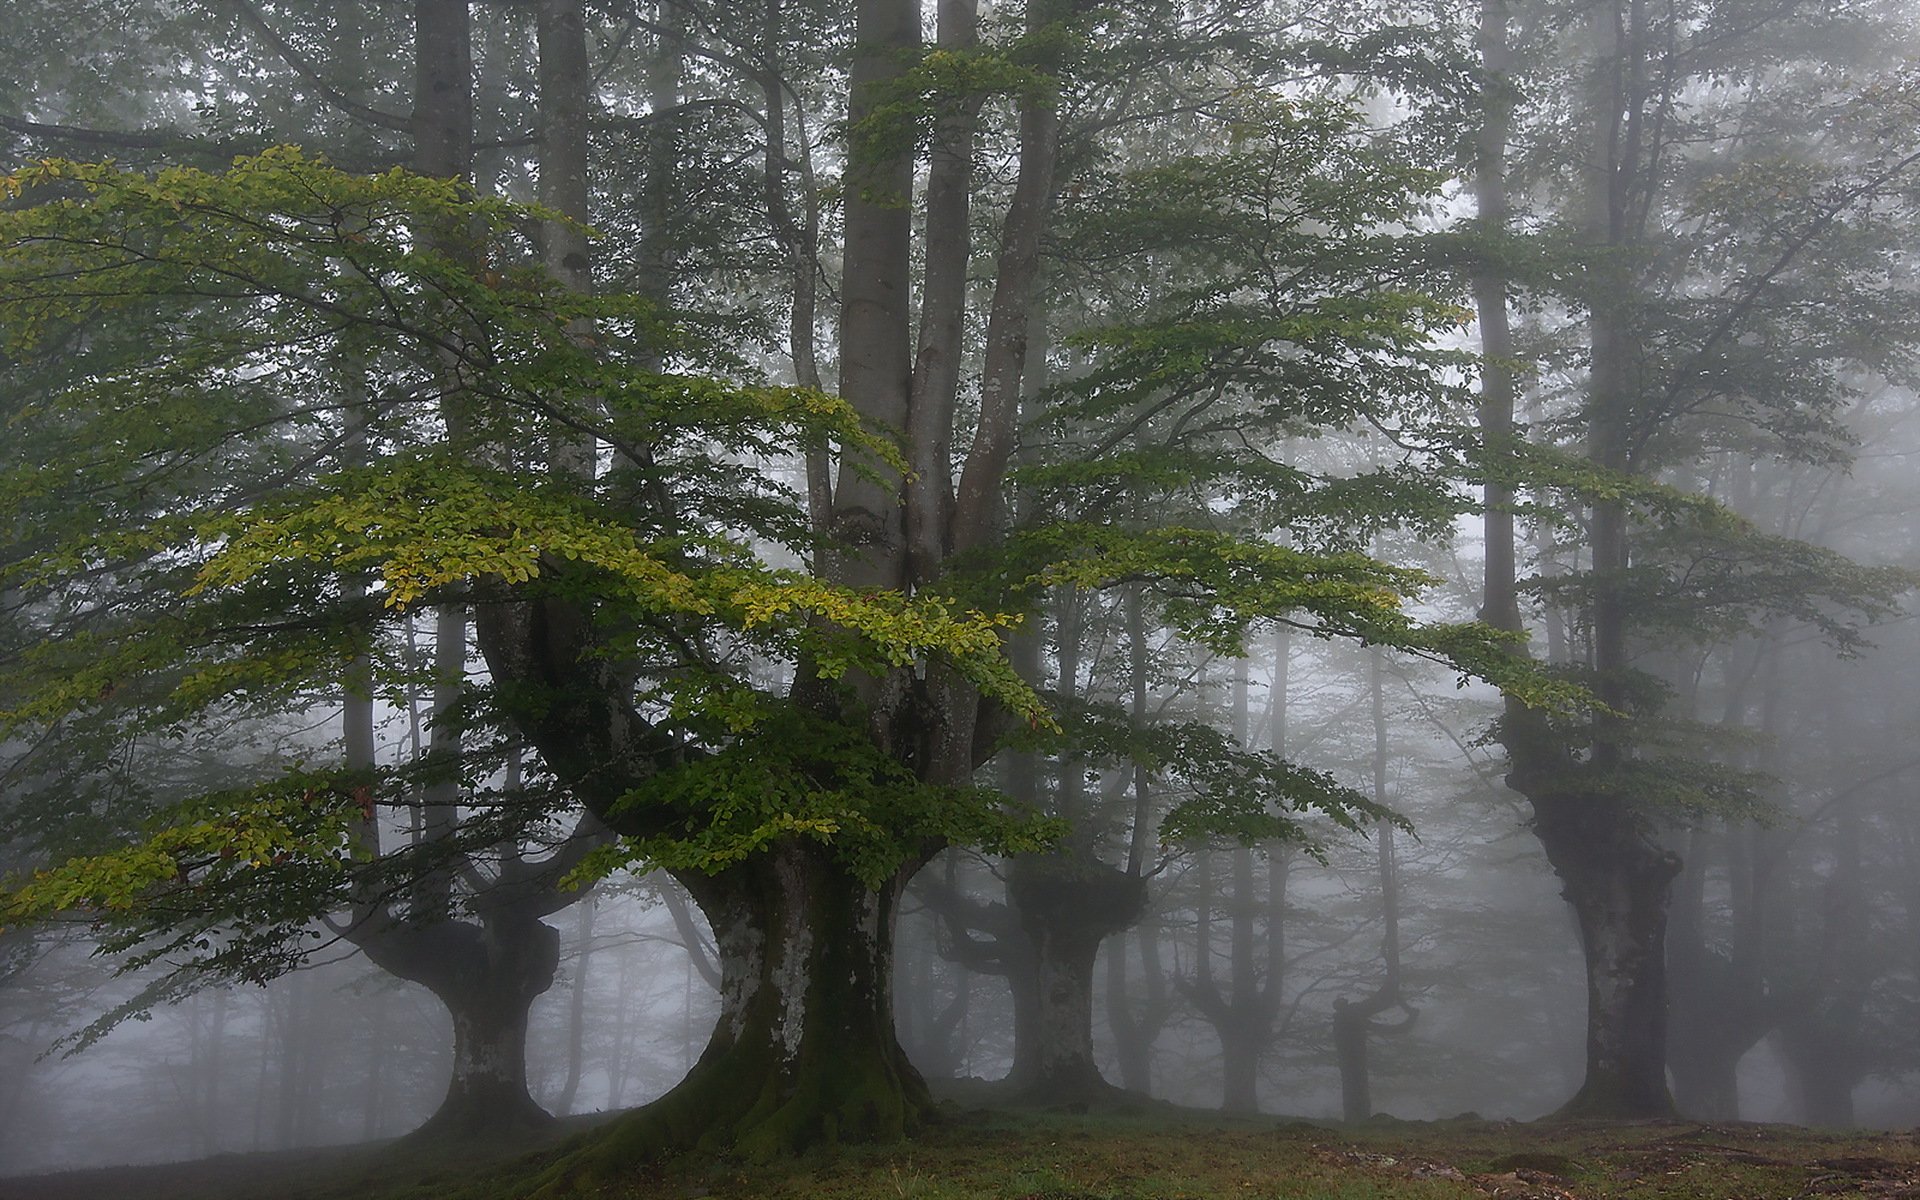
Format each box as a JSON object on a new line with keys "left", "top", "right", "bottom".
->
{"left": 4, "top": 0, "right": 1920, "bottom": 1195}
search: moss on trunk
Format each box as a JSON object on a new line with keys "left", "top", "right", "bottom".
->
{"left": 522, "top": 843, "right": 933, "bottom": 1196}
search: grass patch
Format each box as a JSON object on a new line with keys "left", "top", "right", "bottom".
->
{"left": 7, "top": 1107, "right": 1920, "bottom": 1199}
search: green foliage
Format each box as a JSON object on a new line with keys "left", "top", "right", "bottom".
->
{"left": 848, "top": 42, "right": 1058, "bottom": 175}
{"left": 1013, "top": 451, "right": 1463, "bottom": 553}
{"left": 0, "top": 769, "right": 359, "bottom": 930}
{"left": 0, "top": 151, "right": 1048, "bottom": 967}
{"left": 1006, "top": 701, "right": 1396, "bottom": 856}
{"left": 567, "top": 706, "right": 1064, "bottom": 891}
{"left": 1473, "top": 443, "right": 1916, "bottom": 652}
{"left": 983, "top": 523, "right": 1585, "bottom": 716}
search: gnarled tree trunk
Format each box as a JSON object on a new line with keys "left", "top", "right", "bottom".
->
{"left": 1531, "top": 798, "right": 1680, "bottom": 1118}
{"left": 1005, "top": 852, "right": 1146, "bottom": 1103}
{"left": 359, "top": 915, "right": 562, "bottom": 1141}
{"left": 533, "top": 844, "right": 931, "bottom": 1187}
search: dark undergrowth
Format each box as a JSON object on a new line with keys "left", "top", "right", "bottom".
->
{"left": 5, "top": 1101, "right": 1918, "bottom": 1200}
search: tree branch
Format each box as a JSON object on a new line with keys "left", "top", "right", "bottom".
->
{"left": 219, "top": 0, "right": 412, "bottom": 134}
{"left": 0, "top": 115, "right": 196, "bottom": 151}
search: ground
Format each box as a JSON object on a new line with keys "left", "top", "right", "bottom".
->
{"left": 4, "top": 1105, "right": 1919, "bottom": 1200}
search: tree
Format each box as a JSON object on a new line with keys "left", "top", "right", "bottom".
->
{"left": 3, "top": 0, "right": 1572, "bottom": 1172}
{"left": 1469, "top": 0, "right": 1920, "bottom": 1117}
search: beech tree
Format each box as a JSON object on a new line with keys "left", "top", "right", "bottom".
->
{"left": 1470, "top": 0, "right": 1920, "bottom": 1117}
{"left": 5, "top": 0, "right": 1567, "bottom": 1173}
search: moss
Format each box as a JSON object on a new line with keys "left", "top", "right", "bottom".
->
{"left": 1485, "top": 1150, "right": 1580, "bottom": 1175}
{"left": 45, "top": 1107, "right": 1920, "bottom": 1199}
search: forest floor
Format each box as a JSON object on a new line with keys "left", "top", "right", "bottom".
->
{"left": 4, "top": 1103, "right": 1918, "bottom": 1200}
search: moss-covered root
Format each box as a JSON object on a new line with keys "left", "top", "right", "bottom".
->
{"left": 506, "top": 1040, "right": 932, "bottom": 1198}
{"left": 500, "top": 844, "right": 937, "bottom": 1197}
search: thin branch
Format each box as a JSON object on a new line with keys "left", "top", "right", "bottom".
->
{"left": 219, "top": 0, "right": 412, "bottom": 134}
{"left": 0, "top": 115, "right": 198, "bottom": 151}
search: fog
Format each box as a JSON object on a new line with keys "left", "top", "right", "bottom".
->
{"left": 5, "top": 0, "right": 1920, "bottom": 1187}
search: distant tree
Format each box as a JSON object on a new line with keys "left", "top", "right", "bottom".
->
{"left": 1469, "top": 0, "right": 1920, "bottom": 1117}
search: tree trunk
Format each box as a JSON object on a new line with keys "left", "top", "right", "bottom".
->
{"left": 416, "top": 963, "right": 557, "bottom": 1139}
{"left": 1106, "top": 918, "right": 1171, "bottom": 1095}
{"left": 1333, "top": 1000, "right": 1373, "bottom": 1123}
{"left": 1219, "top": 1016, "right": 1263, "bottom": 1117}
{"left": 1473, "top": 0, "right": 1681, "bottom": 1123}
{"left": 1667, "top": 825, "right": 1769, "bottom": 1121}
{"left": 532, "top": 843, "right": 931, "bottom": 1186}
{"left": 1183, "top": 658, "right": 1287, "bottom": 1117}
{"left": 1334, "top": 645, "right": 1415, "bottom": 1123}
{"left": 363, "top": 915, "right": 562, "bottom": 1141}
{"left": 553, "top": 896, "right": 596, "bottom": 1117}
{"left": 1005, "top": 852, "right": 1146, "bottom": 1103}
{"left": 1778, "top": 1035, "right": 1858, "bottom": 1129}
{"left": 905, "top": 0, "right": 978, "bottom": 582}
{"left": 831, "top": 0, "right": 916, "bottom": 594}
{"left": 1536, "top": 810, "right": 1680, "bottom": 1118}
{"left": 1668, "top": 1050, "right": 1739, "bottom": 1122}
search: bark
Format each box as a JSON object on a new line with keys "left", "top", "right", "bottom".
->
{"left": 1666, "top": 826, "right": 1769, "bottom": 1120}
{"left": 914, "top": 856, "right": 1044, "bottom": 1079}
{"left": 1183, "top": 846, "right": 1287, "bottom": 1116}
{"left": 553, "top": 897, "right": 595, "bottom": 1117}
{"left": 755, "top": 0, "right": 831, "bottom": 543}
{"left": 1773, "top": 782, "right": 1872, "bottom": 1129}
{"left": 415, "top": 603, "right": 465, "bottom": 914}
{"left": 1105, "top": 918, "right": 1173, "bottom": 1095}
{"left": 361, "top": 915, "right": 561, "bottom": 1140}
{"left": 1471, "top": 0, "right": 1520, "bottom": 638}
{"left": 899, "top": 941, "right": 973, "bottom": 1080}
{"left": 1217, "top": 856, "right": 1264, "bottom": 1116}
{"left": 1532, "top": 797, "right": 1680, "bottom": 1117}
{"left": 831, "top": 0, "right": 917, "bottom": 593}
{"left": 1000, "top": 853, "right": 1146, "bottom": 1102}
{"left": 949, "top": 0, "right": 1065, "bottom": 554}
{"left": 1104, "top": 588, "right": 1172, "bottom": 1093}
{"left": 1182, "top": 658, "right": 1289, "bottom": 1116}
{"left": 412, "top": 0, "right": 473, "bottom": 182}
{"left": 537, "top": 0, "right": 592, "bottom": 291}
{"left": 341, "top": 553, "right": 581, "bottom": 1141}
{"left": 1333, "top": 647, "right": 1417, "bottom": 1122}
{"left": 528, "top": 845, "right": 932, "bottom": 1188}
{"left": 660, "top": 874, "right": 724, "bottom": 990}
{"left": 906, "top": 0, "right": 979, "bottom": 584}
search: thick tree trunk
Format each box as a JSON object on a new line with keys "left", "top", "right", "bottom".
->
{"left": 905, "top": 0, "right": 978, "bottom": 582}
{"left": 1473, "top": 0, "right": 1681, "bottom": 1124}
{"left": 1333, "top": 1000, "right": 1373, "bottom": 1122}
{"left": 533, "top": 843, "right": 931, "bottom": 1187}
{"left": 1005, "top": 853, "right": 1146, "bottom": 1103}
{"left": 416, "top": 966, "right": 557, "bottom": 1139}
{"left": 949, "top": 0, "right": 1065, "bottom": 554}
{"left": 1184, "top": 845, "right": 1286, "bottom": 1118}
{"left": 361, "top": 915, "right": 562, "bottom": 1141}
{"left": 1667, "top": 827, "right": 1769, "bottom": 1121}
{"left": 1778, "top": 1036, "right": 1858, "bottom": 1129}
{"left": 1219, "top": 1020, "right": 1264, "bottom": 1117}
{"left": 1668, "top": 1051, "right": 1738, "bottom": 1122}
{"left": 831, "top": 0, "right": 916, "bottom": 593}
{"left": 1534, "top": 810, "right": 1680, "bottom": 1118}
